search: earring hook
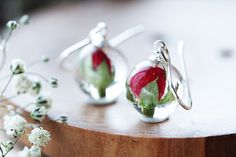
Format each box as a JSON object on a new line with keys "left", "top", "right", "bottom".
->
{"left": 154, "top": 40, "right": 192, "bottom": 110}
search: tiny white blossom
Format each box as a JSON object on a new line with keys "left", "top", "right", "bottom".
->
{"left": 49, "top": 77, "right": 58, "bottom": 88}
{"left": 6, "top": 21, "right": 18, "bottom": 30}
{"left": 10, "top": 59, "right": 26, "bottom": 75}
{"left": 13, "top": 75, "right": 32, "bottom": 94}
{"left": 28, "top": 127, "right": 51, "bottom": 147}
{"left": 19, "top": 146, "right": 41, "bottom": 157}
{"left": 31, "top": 106, "right": 48, "bottom": 122}
{"left": 36, "top": 95, "right": 52, "bottom": 109}
{"left": 57, "top": 115, "right": 68, "bottom": 124}
{"left": 3, "top": 114, "right": 27, "bottom": 138}
{"left": 28, "top": 79, "right": 41, "bottom": 96}
{"left": 41, "top": 55, "right": 50, "bottom": 63}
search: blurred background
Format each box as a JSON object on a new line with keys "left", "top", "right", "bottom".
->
{"left": 1, "top": 0, "right": 129, "bottom": 27}
{"left": 0, "top": 0, "right": 76, "bottom": 27}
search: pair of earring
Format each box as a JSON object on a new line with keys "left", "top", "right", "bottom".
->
{"left": 58, "top": 22, "right": 192, "bottom": 123}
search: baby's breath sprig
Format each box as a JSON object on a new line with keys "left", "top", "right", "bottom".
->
{"left": 0, "top": 59, "right": 26, "bottom": 97}
{"left": 0, "top": 15, "right": 29, "bottom": 72}
{"left": 0, "top": 56, "right": 57, "bottom": 100}
{"left": 0, "top": 16, "right": 61, "bottom": 157}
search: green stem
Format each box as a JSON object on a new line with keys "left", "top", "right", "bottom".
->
{"left": 27, "top": 58, "right": 46, "bottom": 67}
{"left": 0, "top": 29, "right": 13, "bottom": 71}
{"left": 142, "top": 108, "right": 155, "bottom": 117}
{"left": 0, "top": 74, "right": 14, "bottom": 97}
{"left": 2, "top": 135, "right": 21, "bottom": 157}
{"left": 0, "top": 147, "right": 3, "bottom": 157}
{"left": 98, "top": 88, "right": 106, "bottom": 97}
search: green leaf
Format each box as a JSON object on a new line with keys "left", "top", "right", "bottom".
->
{"left": 158, "top": 87, "right": 175, "bottom": 105}
{"left": 126, "top": 84, "right": 135, "bottom": 102}
{"left": 138, "top": 80, "right": 159, "bottom": 109}
{"left": 80, "top": 56, "right": 115, "bottom": 97}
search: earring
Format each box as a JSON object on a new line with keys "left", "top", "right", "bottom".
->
{"left": 126, "top": 40, "right": 192, "bottom": 123}
{"left": 58, "top": 22, "right": 144, "bottom": 105}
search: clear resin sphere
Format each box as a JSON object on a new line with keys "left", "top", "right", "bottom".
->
{"left": 126, "top": 58, "right": 183, "bottom": 122}
{"left": 74, "top": 44, "right": 127, "bottom": 104}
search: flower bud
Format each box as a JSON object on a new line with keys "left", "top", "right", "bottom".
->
{"left": 80, "top": 49, "right": 114, "bottom": 97}
{"left": 57, "top": 115, "right": 68, "bottom": 124}
{"left": 28, "top": 127, "right": 51, "bottom": 147}
{"left": 49, "top": 77, "right": 58, "bottom": 88}
{"left": 31, "top": 106, "right": 47, "bottom": 122}
{"left": 6, "top": 21, "right": 18, "bottom": 30}
{"left": 41, "top": 55, "right": 50, "bottom": 63}
{"left": 28, "top": 80, "right": 41, "bottom": 96}
{"left": 36, "top": 95, "right": 52, "bottom": 109}
{"left": 10, "top": 59, "right": 26, "bottom": 75}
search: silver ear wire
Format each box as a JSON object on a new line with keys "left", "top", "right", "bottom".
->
{"left": 109, "top": 25, "right": 144, "bottom": 47}
{"left": 154, "top": 40, "right": 192, "bottom": 110}
{"left": 176, "top": 41, "right": 192, "bottom": 110}
{"left": 58, "top": 38, "right": 90, "bottom": 71}
{"left": 58, "top": 23, "right": 144, "bottom": 71}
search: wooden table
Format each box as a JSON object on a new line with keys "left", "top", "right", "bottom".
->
{"left": 2, "top": 0, "right": 236, "bottom": 156}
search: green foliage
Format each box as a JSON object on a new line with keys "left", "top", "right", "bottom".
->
{"left": 139, "top": 80, "right": 158, "bottom": 110}
{"left": 159, "top": 88, "right": 175, "bottom": 105}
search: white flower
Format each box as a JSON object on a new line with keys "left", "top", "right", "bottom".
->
{"left": 28, "top": 79, "right": 41, "bottom": 96}
{"left": 57, "top": 115, "right": 68, "bottom": 124}
{"left": 31, "top": 106, "right": 48, "bottom": 122}
{"left": 36, "top": 95, "right": 52, "bottom": 109}
{"left": 10, "top": 59, "right": 26, "bottom": 75}
{"left": 3, "top": 114, "right": 27, "bottom": 138}
{"left": 28, "top": 127, "right": 51, "bottom": 147}
{"left": 6, "top": 21, "right": 18, "bottom": 30}
{"left": 13, "top": 75, "right": 32, "bottom": 94}
{"left": 19, "top": 146, "right": 41, "bottom": 157}
{"left": 49, "top": 77, "right": 58, "bottom": 88}
{"left": 13, "top": 75, "right": 42, "bottom": 96}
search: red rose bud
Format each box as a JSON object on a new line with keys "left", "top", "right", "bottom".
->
{"left": 92, "top": 49, "right": 112, "bottom": 74}
{"left": 130, "top": 66, "right": 166, "bottom": 100}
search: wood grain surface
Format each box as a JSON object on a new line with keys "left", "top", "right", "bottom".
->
{"left": 1, "top": 0, "right": 236, "bottom": 156}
